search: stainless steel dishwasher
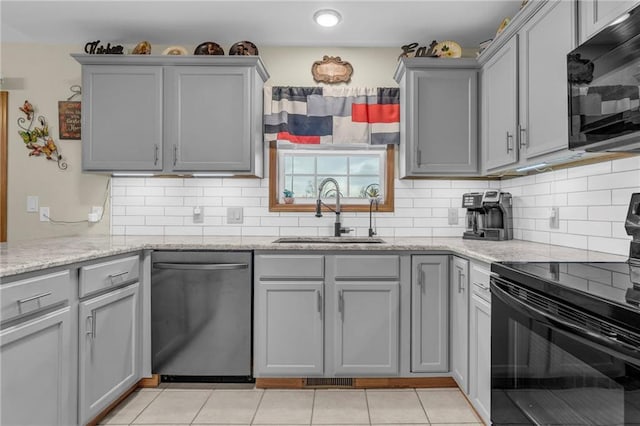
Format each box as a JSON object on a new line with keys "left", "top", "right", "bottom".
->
{"left": 151, "top": 251, "right": 252, "bottom": 382}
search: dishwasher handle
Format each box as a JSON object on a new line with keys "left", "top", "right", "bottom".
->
{"left": 153, "top": 262, "right": 249, "bottom": 271}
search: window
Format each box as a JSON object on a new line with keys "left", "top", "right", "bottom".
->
{"left": 268, "top": 142, "right": 395, "bottom": 212}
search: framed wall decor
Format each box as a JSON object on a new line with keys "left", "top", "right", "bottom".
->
{"left": 58, "top": 100, "right": 81, "bottom": 139}
{"left": 312, "top": 56, "right": 353, "bottom": 84}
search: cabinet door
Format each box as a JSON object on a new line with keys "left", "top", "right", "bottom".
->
{"left": 82, "top": 65, "right": 163, "bottom": 171}
{"left": 470, "top": 293, "right": 491, "bottom": 425}
{"left": 483, "top": 37, "right": 519, "bottom": 171}
{"left": 1, "top": 308, "right": 73, "bottom": 426}
{"left": 579, "top": 0, "right": 638, "bottom": 43}
{"left": 519, "top": 0, "right": 576, "bottom": 160}
{"left": 450, "top": 256, "right": 469, "bottom": 393}
{"left": 409, "top": 69, "right": 478, "bottom": 174}
{"left": 334, "top": 282, "right": 399, "bottom": 375}
{"left": 165, "top": 66, "right": 252, "bottom": 172}
{"left": 411, "top": 255, "right": 449, "bottom": 373}
{"left": 79, "top": 283, "right": 140, "bottom": 425}
{"left": 255, "top": 281, "right": 324, "bottom": 376}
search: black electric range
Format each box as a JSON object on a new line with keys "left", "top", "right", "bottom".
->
{"left": 491, "top": 260, "right": 640, "bottom": 333}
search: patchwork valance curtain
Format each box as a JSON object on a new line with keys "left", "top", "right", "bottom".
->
{"left": 264, "top": 86, "right": 400, "bottom": 145}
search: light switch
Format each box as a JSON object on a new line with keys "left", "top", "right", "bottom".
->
{"left": 549, "top": 206, "right": 560, "bottom": 229}
{"left": 227, "top": 207, "right": 243, "bottom": 224}
{"left": 448, "top": 207, "right": 459, "bottom": 225}
{"left": 27, "top": 196, "right": 39, "bottom": 212}
{"left": 193, "top": 206, "right": 204, "bottom": 224}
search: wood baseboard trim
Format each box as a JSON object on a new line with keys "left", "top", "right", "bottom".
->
{"left": 353, "top": 377, "right": 457, "bottom": 388}
{"left": 255, "top": 377, "right": 456, "bottom": 389}
{"left": 255, "top": 378, "right": 305, "bottom": 388}
{"left": 85, "top": 382, "right": 139, "bottom": 426}
{"left": 138, "top": 374, "right": 161, "bottom": 388}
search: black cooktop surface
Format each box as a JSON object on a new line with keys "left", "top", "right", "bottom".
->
{"left": 492, "top": 261, "right": 640, "bottom": 330}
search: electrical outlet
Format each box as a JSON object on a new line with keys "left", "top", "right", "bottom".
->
{"left": 448, "top": 207, "right": 459, "bottom": 225}
{"left": 549, "top": 206, "right": 560, "bottom": 229}
{"left": 227, "top": 207, "right": 243, "bottom": 224}
{"left": 193, "top": 206, "right": 204, "bottom": 224}
{"left": 39, "top": 207, "right": 50, "bottom": 222}
{"left": 27, "top": 196, "right": 39, "bottom": 212}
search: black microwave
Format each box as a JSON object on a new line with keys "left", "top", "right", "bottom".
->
{"left": 568, "top": 3, "right": 640, "bottom": 152}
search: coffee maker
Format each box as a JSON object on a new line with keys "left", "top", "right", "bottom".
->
{"left": 462, "top": 190, "right": 513, "bottom": 241}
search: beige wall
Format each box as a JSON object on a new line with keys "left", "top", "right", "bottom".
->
{"left": 2, "top": 43, "right": 409, "bottom": 241}
{"left": 2, "top": 43, "right": 110, "bottom": 242}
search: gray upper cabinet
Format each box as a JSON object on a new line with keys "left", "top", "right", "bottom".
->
{"left": 1, "top": 307, "right": 73, "bottom": 426}
{"left": 79, "top": 282, "right": 140, "bottom": 425}
{"left": 394, "top": 58, "right": 479, "bottom": 177}
{"left": 518, "top": 0, "right": 576, "bottom": 160}
{"left": 579, "top": 0, "right": 639, "bottom": 43}
{"left": 482, "top": 37, "right": 519, "bottom": 171}
{"left": 481, "top": 0, "right": 577, "bottom": 173}
{"left": 81, "top": 65, "right": 163, "bottom": 171}
{"left": 411, "top": 255, "right": 449, "bottom": 373}
{"left": 73, "top": 55, "right": 269, "bottom": 176}
{"left": 450, "top": 256, "right": 469, "bottom": 393}
{"left": 333, "top": 281, "right": 399, "bottom": 375}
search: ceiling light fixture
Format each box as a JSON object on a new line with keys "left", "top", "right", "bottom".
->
{"left": 314, "top": 9, "right": 342, "bottom": 27}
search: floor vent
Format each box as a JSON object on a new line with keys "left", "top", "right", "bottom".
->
{"left": 304, "top": 377, "right": 354, "bottom": 388}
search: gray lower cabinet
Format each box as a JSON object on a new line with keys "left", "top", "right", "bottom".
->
{"left": 73, "top": 55, "right": 268, "bottom": 175}
{"left": 1, "top": 307, "right": 73, "bottom": 425}
{"left": 394, "top": 58, "right": 479, "bottom": 177}
{"left": 450, "top": 256, "right": 469, "bottom": 393}
{"left": 255, "top": 281, "right": 324, "bottom": 376}
{"left": 411, "top": 255, "right": 448, "bottom": 373}
{"left": 469, "top": 291, "right": 491, "bottom": 425}
{"left": 79, "top": 282, "right": 140, "bottom": 425}
{"left": 333, "top": 281, "right": 399, "bottom": 375}
{"left": 579, "top": 0, "right": 638, "bottom": 43}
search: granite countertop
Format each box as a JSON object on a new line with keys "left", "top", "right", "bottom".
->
{"left": 0, "top": 235, "right": 628, "bottom": 278}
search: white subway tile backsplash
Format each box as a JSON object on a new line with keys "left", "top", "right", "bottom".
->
{"left": 567, "top": 190, "right": 611, "bottom": 206}
{"left": 146, "top": 196, "right": 183, "bottom": 206}
{"left": 109, "top": 157, "right": 638, "bottom": 256}
{"left": 588, "top": 170, "right": 640, "bottom": 191}
{"left": 566, "top": 161, "right": 611, "bottom": 179}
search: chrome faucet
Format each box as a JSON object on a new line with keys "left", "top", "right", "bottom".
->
{"left": 315, "top": 177, "right": 352, "bottom": 237}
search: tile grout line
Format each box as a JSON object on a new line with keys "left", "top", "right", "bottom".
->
{"left": 364, "top": 389, "right": 372, "bottom": 426}
{"left": 414, "top": 387, "right": 431, "bottom": 425}
{"left": 249, "top": 387, "right": 266, "bottom": 425}
{"left": 188, "top": 388, "right": 215, "bottom": 425}
{"left": 125, "top": 387, "right": 164, "bottom": 426}
{"left": 309, "top": 389, "right": 316, "bottom": 426}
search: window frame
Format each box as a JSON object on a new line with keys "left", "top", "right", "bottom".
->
{"left": 268, "top": 141, "right": 395, "bottom": 213}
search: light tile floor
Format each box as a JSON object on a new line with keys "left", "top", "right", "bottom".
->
{"left": 99, "top": 385, "right": 484, "bottom": 426}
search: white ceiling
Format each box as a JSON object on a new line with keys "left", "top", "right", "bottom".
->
{"left": 1, "top": 0, "right": 523, "bottom": 49}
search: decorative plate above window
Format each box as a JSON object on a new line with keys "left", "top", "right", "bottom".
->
{"left": 311, "top": 56, "right": 353, "bottom": 84}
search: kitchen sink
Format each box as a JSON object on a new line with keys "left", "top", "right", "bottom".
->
{"left": 273, "top": 236, "right": 386, "bottom": 244}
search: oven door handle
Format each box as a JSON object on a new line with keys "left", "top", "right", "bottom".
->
{"left": 153, "top": 262, "right": 249, "bottom": 271}
{"left": 491, "top": 279, "right": 640, "bottom": 365}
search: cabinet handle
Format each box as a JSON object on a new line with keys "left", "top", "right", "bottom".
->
{"left": 16, "top": 292, "right": 51, "bottom": 310}
{"left": 92, "top": 311, "right": 97, "bottom": 338}
{"left": 506, "top": 131, "right": 514, "bottom": 153}
{"left": 417, "top": 149, "right": 422, "bottom": 166}
{"left": 154, "top": 144, "right": 159, "bottom": 165}
{"left": 418, "top": 269, "right": 425, "bottom": 292}
{"left": 518, "top": 124, "right": 527, "bottom": 149}
{"left": 338, "top": 290, "right": 344, "bottom": 320}
{"left": 173, "top": 145, "right": 178, "bottom": 166}
{"left": 86, "top": 313, "right": 94, "bottom": 339}
{"left": 107, "top": 271, "right": 128, "bottom": 285}
{"left": 458, "top": 268, "right": 465, "bottom": 293}
{"left": 316, "top": 290, "right": 322, "bottom": 317}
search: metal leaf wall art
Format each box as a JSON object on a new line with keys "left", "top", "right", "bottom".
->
{"left": 17, "top": 100, "right": 67, "bottom": 170}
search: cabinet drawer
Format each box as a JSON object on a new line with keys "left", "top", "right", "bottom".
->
{"left": 470, "top": 262, "right": 491, "bottom": 302}
{"left": 1, "top": 270, "right": 71, "bottom": 322}
{"left": 256, "top": 255, "right": 324, "bottom": 280}
{"left": 79, "top": 255, "right": 140, "bottom": 298}
{"left": 333, "top": 255, "right": 400, "bottom": 279}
